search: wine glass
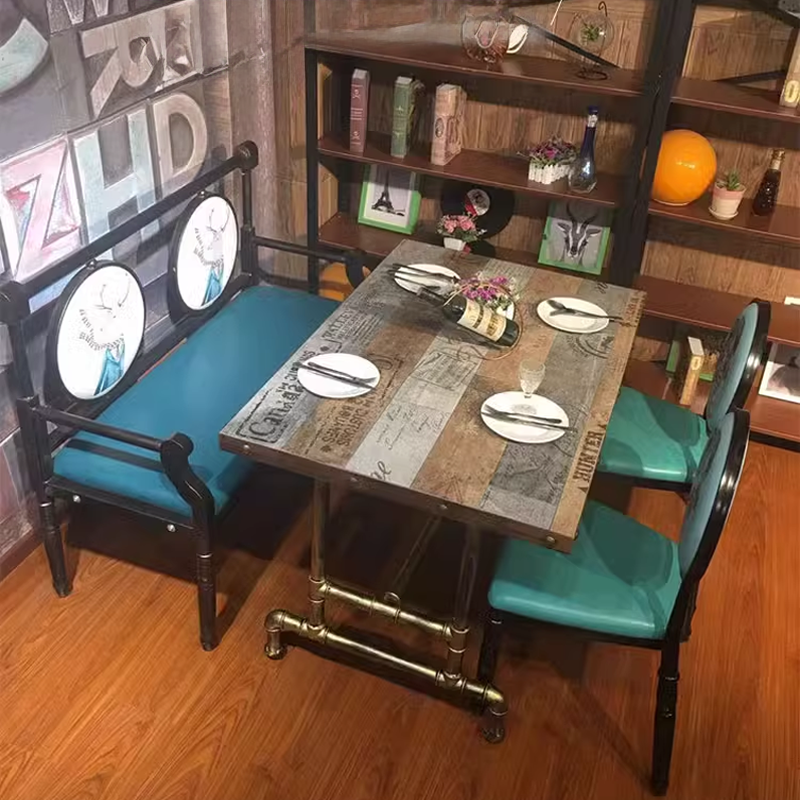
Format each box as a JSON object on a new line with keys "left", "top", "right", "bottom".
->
{"left": 519, "top": 359, "right": 545, "bottom": 401}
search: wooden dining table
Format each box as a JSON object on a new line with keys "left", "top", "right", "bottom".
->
{"left": 220, "top": 240, "right": 645, "bottom": 741}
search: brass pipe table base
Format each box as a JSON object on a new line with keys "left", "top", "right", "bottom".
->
{"left": 264, "top": 480, "right": 508, "bottom": 743}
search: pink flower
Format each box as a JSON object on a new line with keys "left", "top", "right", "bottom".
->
{"left": 459, "top": 217, "right": 474, "bottom": 231}
{"left": 444, "top": 219, "right": 456, "bottom": 233}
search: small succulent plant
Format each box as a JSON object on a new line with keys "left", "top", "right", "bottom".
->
{"left": 717, "top": 170, "right": 744, "bottom": 191}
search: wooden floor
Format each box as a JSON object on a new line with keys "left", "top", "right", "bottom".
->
{"left": 0, "top": 440, "right": 797, "bottom": 800}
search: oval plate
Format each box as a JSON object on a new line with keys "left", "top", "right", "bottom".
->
{"left": 536, "top": 297, "right": 610, "bottom": 334}
{"left": 481, "top": 391, "right": 570, "bottom": 445}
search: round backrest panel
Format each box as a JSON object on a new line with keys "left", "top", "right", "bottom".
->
{"left": 55, "top": 263, "right": 145, "bottom": 401}
{"left": 173, "top": 194, "right": 239, "bottom": 312}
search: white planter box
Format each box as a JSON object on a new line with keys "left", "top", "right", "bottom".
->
{"left": 528, "top": 160, "right": 572, "bottom": 185}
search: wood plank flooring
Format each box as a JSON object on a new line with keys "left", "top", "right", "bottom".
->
{"left": 0, "top": 441, "right": 797, "bottom": 800}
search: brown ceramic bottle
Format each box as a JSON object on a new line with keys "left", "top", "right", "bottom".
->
{"left": 752, "top": 148, "right": 785, "bottom": 216}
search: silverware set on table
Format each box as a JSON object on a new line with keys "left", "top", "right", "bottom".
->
{"left": 295, "top": 360, "right": 376, "bottom": 389}
{"left": 297, "top": 263, "right": 625, "bottom": 437}
{"left": 389, "top": 265, "right": 624, "bottom": 323}
{"left": 482, "top": 406, "right": 574, "bottom": 432}
{"left": 544, "top": 298, "right": 625, "bottom": 322}
{"left": 387, "top": 263, "right": 457, "bottom": 286}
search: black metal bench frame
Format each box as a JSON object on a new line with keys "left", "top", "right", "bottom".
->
{"left": 0, "top": 140, "right": 363, "bottom": 650}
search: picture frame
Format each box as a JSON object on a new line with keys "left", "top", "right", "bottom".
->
{"left": 759, "top": 297, "right": 800, "bottom": 405}
{"left": 358, "top": 164, "right": 421, "bottom": 234}
{"left": 538, "top": 200, "right": 612, "bottom": 275}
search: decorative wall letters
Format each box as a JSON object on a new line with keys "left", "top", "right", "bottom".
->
{"left": 0, "top": 0, "right": 232, "bottom": 544}
{"left": 80, "top": 0, "right": 202, "bottom": 119}
{"left": 0, "top": 137, "right": 82, "bottom": 281}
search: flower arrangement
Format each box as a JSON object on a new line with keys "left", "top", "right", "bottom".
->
{"left": 457, "top": 273, "right": 519, "bottom": 314}
{"left": 437, "top": 214, "right": 485, "bottom": 243}
{"left": 523, "top": 136, "right": 578, "bottom": 185}
{"left": 437, "top": 214, "right": 486, "bottom": 250}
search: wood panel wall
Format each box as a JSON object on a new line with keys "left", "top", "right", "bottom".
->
{"left": 269, "top": 0, "right": 799, "bottom": 319}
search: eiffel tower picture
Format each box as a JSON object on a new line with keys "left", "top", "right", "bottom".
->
{"left": 371, "top": 169, "right": 396, "bottom": 214}
{"left": 360, "top": 165, "right": 419, "bottom": 234}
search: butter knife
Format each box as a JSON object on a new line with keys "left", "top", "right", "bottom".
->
{"left": 296, "top": 361, "right": 376, "bottom": 389}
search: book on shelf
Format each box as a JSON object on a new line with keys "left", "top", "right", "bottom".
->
{"left": 350, "top": 68, "right": 370, "bottom": 154}
{"left": 666, "top": 325, "right": 727, "bottom": 382}
{"left": 675, "top": 336, "right": 705, "bottom": 407}
{"left": 391, "top": 76, "right": 425, "bottom": 159}
{"left": 779, "top": 32, "right": 800, "bottom": 109}
{"left": 431, "top": 83, "right": 466, "bottom": 167}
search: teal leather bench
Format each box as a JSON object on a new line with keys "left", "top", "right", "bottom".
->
{"left": 1, "top": 142, "right": 362, "bottom": 650}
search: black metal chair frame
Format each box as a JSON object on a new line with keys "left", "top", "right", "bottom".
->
{"left": 477, "top": 409, "right": 751, "bottom": 795}
{"left": 0, "top": 140, "right": 364, "bottom": 651}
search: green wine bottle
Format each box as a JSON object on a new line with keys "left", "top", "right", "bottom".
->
{"left": 416, "top": 287, "right": 520, "bottom": 347}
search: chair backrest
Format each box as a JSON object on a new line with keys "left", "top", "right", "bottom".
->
{"left": 705, "top": 301, "right": 771, "bottom": 429}
{"left": 677, "top": 409, "right": 750, "bottom": 580}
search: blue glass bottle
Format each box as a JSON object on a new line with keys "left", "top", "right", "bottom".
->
{"left": 569, "top": 106, "right": 599, "bottom": 194}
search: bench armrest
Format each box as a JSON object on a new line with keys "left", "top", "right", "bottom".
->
{"left": 35, "top": 406, "right": 165, "bottom": 453}
{"left": 34, "top": 404, "right": 215, "bottom": 527}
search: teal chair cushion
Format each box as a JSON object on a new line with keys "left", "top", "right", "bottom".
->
{"left": 53, "top": 285, "right": 337, "bottom": 519}
{"left": 598, "top": 387, "right": 709, "bottom": 483}
{"left": 488, "top": 500, "right": 682, "bottom": 639}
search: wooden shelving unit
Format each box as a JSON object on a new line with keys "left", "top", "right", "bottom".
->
{"left": 634, "top": 275, "right": 800, "bottom": 347}
{"left": 321, "top": 212, "right": 564, "bottom": 271}
{"left": 672, "top": 77, "right": 800, "bottom": 124}
{"left": 623, "top": 360, "right": 800, "bottom": 445}
{"left": 648, "top": 196, "right": 799, "bottom": 246}
{"left": 306, "top": 33, "right": 644, "bottom": 98}
{"left": 320, "top": 212, "right": 431, "bottom": 257}
{"left": 319, "top": 135, "right": 624, "bottom": 208}
{"left": 306, "top": 6, "right": 799, "bottom": 447}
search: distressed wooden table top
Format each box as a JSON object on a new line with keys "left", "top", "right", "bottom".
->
{"left": 221, "top": 241, "right": 645, "bottom": 551}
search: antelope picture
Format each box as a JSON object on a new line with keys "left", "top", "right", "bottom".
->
{"left": 540, "top": 201, "right": 611, "bottom": 274}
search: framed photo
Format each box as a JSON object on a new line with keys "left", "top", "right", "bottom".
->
{"left": 538, "top": 200, "right": 612, "bottom": 275}
{"left": 759, "top": 297, "right": 800, "bottom": 405}
{"left": 358, "top": 165, "right": 421, "bottom": 234}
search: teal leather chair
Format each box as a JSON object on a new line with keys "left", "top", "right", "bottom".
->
{"left": 478, "top": 409, "right": 750, "bottom": 795}
{"left": 598, "top": 301, "right": 768, "bottom": 488}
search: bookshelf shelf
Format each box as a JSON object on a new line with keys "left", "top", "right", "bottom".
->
{"left": 634, "top": 275, "right": 800, "bottom": 348}
{"left": 672, "top": 77, "right": 800, "bottom": 124}
{"left": 306, "top": 34, "right": 644, "bottom": 98}
{"left": 648, "top": 196, "right": 800, "bottom": 246}
{"left": 623, "top": 360, "right": 800, "bottom": 445}
{"left": 319, "top": 135, "right": 623, "bottom": 208}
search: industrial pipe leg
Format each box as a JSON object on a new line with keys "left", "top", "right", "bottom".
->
{"left": 309, "top": 479, "right": 330, "bottom": 628}
{"left": 445, "top": 523, "right": 480, "bottom": 678}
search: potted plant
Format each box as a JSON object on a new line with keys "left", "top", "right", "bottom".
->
{"left": 437, "top": 214, "right": 485, "bottom": 251}
{"left": 710, "top": 170, "right": 746, "bottom": 220}
{"left": 523, "top": 136, "right": 578, "bottom": 185}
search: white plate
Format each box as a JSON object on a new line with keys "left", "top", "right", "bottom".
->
{"left": 393, "top": 263, "right": 459, "bottom": 297}
{"left": 480, "top": 391, "right": 569, "bottom": 445}
{"left": 536, "top": 297, "right": 610, "bottom": 334}
{"left": 298, "top": 354, "right": 380, "bottom": 399}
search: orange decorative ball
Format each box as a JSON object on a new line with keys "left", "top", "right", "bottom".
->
{"left": 318, "top": 261, "right": 371, "bottom": 302}
{"left": 651, "top": 130, "right": 717, "bottom": 206}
